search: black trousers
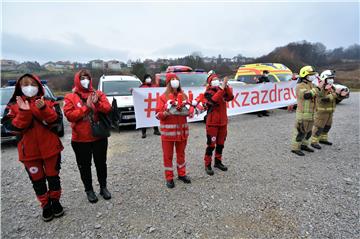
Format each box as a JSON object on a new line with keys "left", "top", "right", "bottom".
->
{"left": 71, "top": 138, "right": 108, "bottom": 192}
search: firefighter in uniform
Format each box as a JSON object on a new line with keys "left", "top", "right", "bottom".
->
{"left": 310, "top": 70, "right": 349, "bottom": 149}
{"left": 203, "top": 72, "right": 234, "bottom": 175}
{"left": 291, "top": 66, "right": 324, "bottom": 156}
{"left": 156, "top": 73, "right": 194, "bottom": 188}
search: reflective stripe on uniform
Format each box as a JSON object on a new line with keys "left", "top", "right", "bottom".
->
{"left": 164, "top": 167, "right": 173, "bottom": 171}
{"left": 160, "top": 123, "right": 188, "bottom": 129}
{"left": 160, "top": 124, "right": 178, "bottom": 129}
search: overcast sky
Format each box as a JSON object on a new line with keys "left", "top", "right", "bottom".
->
{"left": 1, "top": 1, "right": 359, "bottom": 63}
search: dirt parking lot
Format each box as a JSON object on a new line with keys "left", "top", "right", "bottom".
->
{"left": 1, "top": 93, "right": 359, "bottom": 239}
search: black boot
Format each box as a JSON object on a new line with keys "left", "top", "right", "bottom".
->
{"left": 214, "top": 159, "right": 228, "bottom": 171}
{"left": 291, "top": 150, "right": 305, "bottom": 156}
{"left": 178, "top": 175, "right": 191, "bottom": 184}
{"left": 301, "top": 145, "right": 314, "bottom": 152}
{"left": 153, "top": 127, "right": 161, "bottom": 136}
{"left": 100, "top": 187, "right": 112, "bottom": 200}
{"left": 51, "top": 200, "right": 64, "bottom": 217}
{"left": 319, "top": 140, "right": 333, "bottom": 145}
{"left": 86, "top": 190, "right": 98, "bottom": 203}
{"left": 42, "top": 203, "right": 54, "bottom": 222}
{"left": 205, "top": 165, "right": 214, "bottom": 176}
{"left": 166, "top": 180, "right": 175, "bottom": 188}
{"left": 141, "top": 128, "right": 147, "bottom": 138}
{"left": 311, "top": 143, "right": 321, "bottom": 149}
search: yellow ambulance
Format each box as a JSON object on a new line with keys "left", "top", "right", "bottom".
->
{"left": 234, "top": 63, "right": 293, "bottom": 84}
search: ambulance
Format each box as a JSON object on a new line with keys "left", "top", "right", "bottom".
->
{"left": 234, "top": 63, "right": 293, "bottom": 84}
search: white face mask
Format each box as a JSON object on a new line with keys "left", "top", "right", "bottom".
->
{"left": 145, "top": 77, "right": 152, "bottom": 84}
{"left": 327, "top": 78, "right": 334, "bottom": 85}
{"left": 211, "top": 79, "right": 220, "bottom": 87}
{"left": 81, "top": 79, "right": 90, "bottom": 89}
{"left": 170, "top": 79, "right": 180, "bottom": 89}
{"left": 21, "top": 86, "right": 38, "bottom": 97}
{"left": 264, "top": 74, "right": 269, "bottom": 77}
{"left": 306, "top": 75, "right": 317, "bottom": 82}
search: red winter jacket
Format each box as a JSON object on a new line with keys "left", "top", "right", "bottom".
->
{"left": 2, "top": 74, "right": 63, "bottom": 162}
{"left": 156, "top": 92, "right": 189, "bottom": 142}
{"left": 204, "top": 86, "right": 234, "bottom": 126}
{"left": 63, "top": 71, "right": 111, "bottom": 142}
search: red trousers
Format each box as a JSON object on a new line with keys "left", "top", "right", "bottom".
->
{"left": 161, "top": 140, "right": 187, "bottom": 181}
{"left": 23, "top": 154, "right": 61, "bottom": 208}
{"left": 204, "top": 125, "right": 227, "bottom": 166}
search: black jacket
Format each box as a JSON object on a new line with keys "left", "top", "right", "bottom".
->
{"left": 257, "top": 75, "right": 270, "bottom": 83}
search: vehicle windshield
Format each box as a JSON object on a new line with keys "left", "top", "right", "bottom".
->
{"left": 103, "top": 81, "right": 140, "bottom": 96}
{"left": 276, "top": 74, "right": 292, "bottom": 82}
{"left": 0, "top": 88, "right": 15, "bottom": 105}
{"left": 177, "top": 73, "right": 207, "bottom": 87}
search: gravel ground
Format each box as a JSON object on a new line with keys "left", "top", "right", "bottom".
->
{"left": 1, "top": 93, "right": 359, "bottom": 239}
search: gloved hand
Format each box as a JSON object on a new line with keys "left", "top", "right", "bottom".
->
{"left": 191, "top": 99, "right": 198, "bottom": 107}
{"left": 166, "top": 100, "right": 174, "bottom": 110}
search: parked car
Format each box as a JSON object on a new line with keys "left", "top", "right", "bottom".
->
{"left": 155, "top": 65, "right": 208, "bottom": 87}
{"left": 234, "top": 63, "right": 293, "bottom": 84}
{"left": 98, "top": 75, "right": 141, "bottom": 126}
{"left": 1, "top": 80, "right": 65, "bottom": 143}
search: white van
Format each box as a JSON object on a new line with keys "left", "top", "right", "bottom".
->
{"left": 98, "top": 75, "right": 142, "bottom": 126}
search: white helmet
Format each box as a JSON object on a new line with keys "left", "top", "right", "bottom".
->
{"left": 208, "top": 70, "right": 216, "bottom": 77}
{"left": 320, "top": 70, "right": 335, "bottom": 82}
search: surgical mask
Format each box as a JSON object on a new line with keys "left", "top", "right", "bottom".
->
{"left": 145, "top": 77, "right": 152, "bottom": 84}
{"left": 21, "top": 86, "right": 38, "bottom": 97}
{"left": 327, "top": 78, "right": 334, "bottom": 85}
{"left": 81, "top": 79, "right": 90, "bottom": 89}
{"left": 211, "top": 80, "right": 220, "bottom": 87}
{"left": 264, "top": 74, "right": 269, "bottom": 77}
{"left": 306, "top": 75, "right": 317, "bottom": 82}
{"left": 170, "top": 79, "right": 180, "bottom": 89}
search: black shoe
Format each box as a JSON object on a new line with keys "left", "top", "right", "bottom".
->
{"left": 42, "top": 203, "right": 54, "bottom": 222}
{"left": 178, "top": 175, "right": 191, "bottom": 184}
{"left": 291, "top": 150, "right": 305, "bottom": 156}
{"left": 100, "top": 187, "right": 112, "bottom": 200}
{"left": 51, "top": 200, "right": 64, "bottom": 217}
{"left": 257, "top": 113, "right": 263, "bottom": 117}
{"left": 86, "top": 190, "right": 98, "bottom": 203}
{"left": 214, "top": 159, "right": 228, "bottom": 171}
{"left": 301, "top": 145, "right": 314, "bottom": 152}
{"left": 142, "top": 134, "right": 146, "bottom": 138}
{"left": 154, "top": 131, "right": 161, "bottom": 136}
{"left": 319, "top": 140, "right": 333, "bottom": 145}
{"left": 263, "top": 113, "right": 270, "bottom": 116}
{"left": 205, "top": 165, "right": 214, "bottom": 176}
{"left": 166, "top": 180, "right": 175, "bottom": 188}
{"left": 311, "top": 143, "right": 321, "bottom": 149}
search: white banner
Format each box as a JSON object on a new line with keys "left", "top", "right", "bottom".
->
{"left": 133, "top": 81, "right": 297, "bottom": 129}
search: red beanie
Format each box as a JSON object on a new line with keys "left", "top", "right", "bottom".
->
{"left": 166, "top": 73, "right": 178, "bottom": 85}
{"left": 207, "top": 74, "right": 219, "bottom": 84}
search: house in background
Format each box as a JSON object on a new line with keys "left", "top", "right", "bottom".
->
{"left": 106, "top": 60, "right": 122, "bottom": 71}
{"left": 89, "top": 60, "right": 105, "bottom": 69}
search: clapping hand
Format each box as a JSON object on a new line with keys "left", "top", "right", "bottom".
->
{"left": 16, "top": 96, "right": 30, "bottom": 110}
{"left": 35, "top": 96, "right": 45, "bottom": 109}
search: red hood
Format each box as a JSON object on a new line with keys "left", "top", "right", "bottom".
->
{"left": 73, "top": 71, "right": 94, "bottom": 98}
{"left": 9, "top": 73, "right": 44, "bottom": 103}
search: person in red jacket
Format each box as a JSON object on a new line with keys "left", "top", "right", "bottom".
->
{"left": 2, "top": 74, "right": 64, "bottom": 222}
{"left": 156, "top": 73, "right": 193, "bottom": 188}
{"left": 64, "top": 70, "right": 112, "bottom": 203}
{"left": 203, "top": 73, "right": 234, "bottom": 175}
{"left": 140, "top": 74, "right": 161, "bottom": 138}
